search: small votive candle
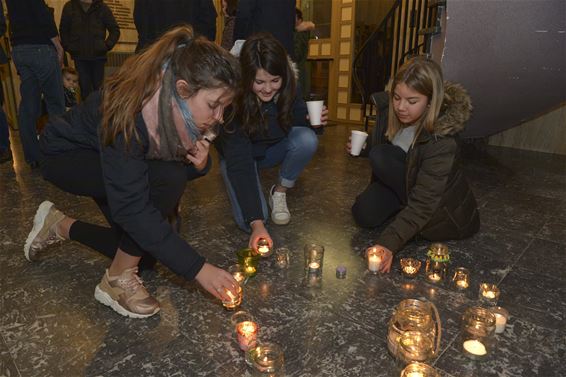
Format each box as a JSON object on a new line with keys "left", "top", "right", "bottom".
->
{"left": 274, "top": 247, "right": 290, "bottom": 269}
{"left": 237, "top": 248, "right": 260, "bottom": 277}
{"left": 228, "top": 264, "right": 246, "bottom": 284}
{"left": 490, "top": 306, "right": 509, "bottom": 334}
{"left": 427, "top": 273, "right": 442, "bottom": 282}
{"left": 236, "top": 321, "right": 258, "bottom": 351}
{"left": 222, "top": 285, "right": 243, "bottom": 310}
{"left": 366, "top": 247, "right": 384, "bottom": 274}
{"left": 400, "top": 362, "right": 440, "bottom": 377}
{"left": 463, "top": 339, "right": 487, "bottom": 356}
{"left": 451, "top": 267, "right": 470, "bottom": 290}
{"left": 400, "top": 258, "right": 421, "bottom": 278}
{"left": 308, "top": 262, "right": 321, "bottom": 273}
{"left": 478, "top": 283, "right": 500, "bottom": 305}
{"left": 248, "top": 343, "right": 284, "bottom": 373}
{"left": 257, "top": 238, "right": 271, "bottom": 257}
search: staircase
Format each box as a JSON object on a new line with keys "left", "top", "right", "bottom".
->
{"left": 353, "top": 0, "right": 566, "bottom": 139}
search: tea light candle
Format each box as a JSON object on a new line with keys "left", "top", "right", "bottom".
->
{"left": 490, "top": 306, "right": 509, "bottom": 334}
{"left": 400, "top": 258, "right": 421, "bottom": 278}
{"left": 245, "top": 265, "right": 256, "bottom": 275}
{"left": 479, "top": 283, "right": 500, "bottom": 304}
{"left": 236, "top": 320, "right": 258, "bottom": 351}
{"left": 257, "top": 238, "right": 271, "bottom": 257}
{"left": 452, "top": 267, "right": 470, "bottom": 290}
{"left": 400, "top": 362, "right": 439, "bottom": 377}
{"left": 308, "top": 262, "right": 320, "bottom": 272}
{"left": 463, "top": 339, "right": 487, "bottom": 356}
{"left": 427, "top": 273, "right": 441, "bottom": 282}
{"left": 222, "top": 286, "right": 243, "bottom": 310}
{"left": 366, "top": 248, "right": 383, "bottom": 273}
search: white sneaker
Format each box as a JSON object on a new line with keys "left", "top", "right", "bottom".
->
{"left": 269, "top": 185, "right": 290, "bottom": 225}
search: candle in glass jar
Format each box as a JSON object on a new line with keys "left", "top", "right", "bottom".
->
{"left": 245, "top": 265, "right": 256, "bottom": 275}
{"left": 400, "top": 258, "right": 421, "bottom": 278}
{"left": 257, "top": 238, "right": 271, "bottom": 257}
{"left": 463, "top": 339, "right": 487, "bottom": 356}
{"left": 427, "top": 273, "right": 441, "bottom": 282}
{"left": 236, "top": 321, "right": 258, "bottom": 351}
{"left": 222, "top": 286, "right": 243, "bottom": 310}
{"left": 479, "top": 283, "right": 500, "bottom": 304}
{"left": 490, "top": 306, "right": 509, "bottom": 334}
{"left": 308, "top": 262, "right": 320, "bottom": 272}
{"left": 366, "top": 248, "right": 383, "bottom": 273}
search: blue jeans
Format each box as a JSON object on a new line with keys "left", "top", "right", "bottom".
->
{"left": 221, "top": 127, "right": 318, "bottom": 231}
{"left": 12, "top": 44, "right": 65, "bottom": 164}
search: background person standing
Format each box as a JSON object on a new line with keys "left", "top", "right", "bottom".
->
{"left": 59, "top": 0, "right": 120, "bottom": 99}
{"left": 4, "top": 0, "right": 65, "bottom": 168}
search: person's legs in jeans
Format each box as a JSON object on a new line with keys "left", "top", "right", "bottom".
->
{"left": 12, "top": 46, "right": 43, "bottom": 165}
{"left": 36, "top": 46, "right": 65, "bottom": 118}
{"left": 258, "top": 126, "right": 318, "bottom": 224}
{"left": 219, "top": 159, "right": 269, "bottom": 232}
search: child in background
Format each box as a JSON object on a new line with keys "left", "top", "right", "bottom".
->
{"left": 62, "top": 67, "right": 79, "bottom": 111}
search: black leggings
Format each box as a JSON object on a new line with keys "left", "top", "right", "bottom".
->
{"left": 352, "top": 144, "right": 407, "bottom": 228}
{"left": 41, "top": 149, "right": 187, "bottom": 270}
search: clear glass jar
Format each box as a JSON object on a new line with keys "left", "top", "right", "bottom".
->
{"left": 304, "top": 244, "right": 324, "bottom": 276}
{"left": 247, "top": 342, "right": 285, "bottom": 374}
{"left": 273, "top": 247, "right": 290, "bottom": 269}
{"left": 425, "top": 243, "right": 450, "bottom": 283}
{"left": 222, "top": 285, "right": 243, "bottom": 311}
{"left": 400, "top": 362, "right": 440, "bottom": 377}
{"left": 400, "top": 258, "right": 421, "bottom": 279}
{"left": 387, "top": 299, "right": 441, "bottom": 364}
{"left": 451, "top": 267, "right": 470, "bottom": 290}
{"left": 461, "top": 306, "right": 496, "bottom": 360}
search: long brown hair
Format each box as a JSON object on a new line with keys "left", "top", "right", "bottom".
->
{"left": 237, "top": 33, "right": 296, "bottom": 137}
{"left": 385, "top": 57, "right": 444, "bottom": 141}
{"left": 101, "top": 25, "right": 240, "bottom": 147}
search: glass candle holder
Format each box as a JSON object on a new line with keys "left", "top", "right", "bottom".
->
{"left": 237, "top": 248, "right": 260, "bottom": 277}
{"left": 400, "top": 258, "right": 421, "bottom": 278}
{"left": 425, "top": 243, "right": 450, "bottom": 283}
{"left": 257, "top": 238, "right": 271, "bottom": 257}
{"left": 228, "top": 264, "right": 246, "bottom": 284}
{"left": 236, "top": 320, "right": 259, "bottom": 351}
{"left": 478, "top": 283, "right": 500, "bottom": 305}
{"left": 230, "top": 310, "right": 254, "bottom": 327}
{"left": 366, "top": 247, "right": 384, "bottom": 274}
{"left": 248, "top": 342, "right": 285, "bottom": 374}
{"left": 222, "top": 285, "right": 243, "bottom": 311}
{"left": 451, "top": 267, "right": 470, "bottom": 290}
{"left": 400, "top": 362, "right": 440, "bottom": 377}
{"left": 461, "top": 306, "right": 496, "bottom": 360}
{"left": 304, "top": 244, "right": 324, "bottom": 276}
{"left": 273, "top": 247, "right": 290, "bottom": 269}
{"left": 489, "top": 306, "right": 509, "bottom": 334}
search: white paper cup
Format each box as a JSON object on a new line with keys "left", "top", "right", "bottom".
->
{"left": 306, "top": 100, "right": 324, "bottom": 126}
{"left": 350, "top": 130, "right": 368, "bottom": 156}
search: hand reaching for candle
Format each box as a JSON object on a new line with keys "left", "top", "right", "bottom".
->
{"left": 365, "top": 245, "right": 394, "bottom": 273}
{"left": 195, "top": 262, "right": 239, "bottom": 301}
{"left": 185, "top": 139, "right": 210, "bottom": 171}
{"left": 307, "top": 105, "right": 329, "bottom": 128}
{"left": 249, "top": 220, "right": 273, "bottom": 252}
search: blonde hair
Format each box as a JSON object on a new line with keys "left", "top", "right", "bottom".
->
{"left": 101, "top": 25, "right": 240, "bottom": 147}
{"left": 385, "top": 57, "right": 444, "bottom": 141}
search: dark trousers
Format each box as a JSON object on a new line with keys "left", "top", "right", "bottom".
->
{"left": 74, "top": 59, "right": 106, "bottom": 100}
{"left": 41, "top": 149, "right": 187, "bottom": 270}
{"left": 352, "top": 144, "right": 407, "bottom": 228}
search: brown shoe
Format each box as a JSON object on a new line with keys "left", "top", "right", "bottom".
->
{"left": 94, "top": 267, "right": 160, "bottom": 318}
{"left": 24, "top": 201, "right": 66, "bottom": 261}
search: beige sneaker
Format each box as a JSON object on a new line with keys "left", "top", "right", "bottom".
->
{"left": 94, "top": 267, "right": 160, "bottom": 319}
{"left": 24, "top": 201, "right": 66, "bottom": 261}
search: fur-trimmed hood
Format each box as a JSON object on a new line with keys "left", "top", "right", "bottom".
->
{"left": 434, "top": 82, "right": 472, "bottom": 136}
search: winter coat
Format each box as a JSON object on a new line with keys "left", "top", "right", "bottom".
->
{"left": 133, "top": 0, "right": 217, "bottom": 51}
{"left": 60, "top": 0, "right": 120, "bottom": 60}
{"left": 233, "top": 0, "right": 296, "bottom": 59}
{"left": 376, "top": 82, "right": 480, "bottom": 253}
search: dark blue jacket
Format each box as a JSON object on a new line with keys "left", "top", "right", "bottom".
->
{"left": 40, "top": 92, "right": 209, "bottom": 280}
{"left": 134, "top": 0, "right": 217, "bottom": 51}
{"left": 4, "top": 0, "right": 59, "bottom": 46}
{"left": 216, "top": 93, "right": 309, "bottom": 224}
{"left": 233, "top": 0, "right": 296, "bottom": 58}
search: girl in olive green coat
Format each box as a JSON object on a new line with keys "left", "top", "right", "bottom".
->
{"left": 351, "top": 57, "right": 480, "bottom": 272}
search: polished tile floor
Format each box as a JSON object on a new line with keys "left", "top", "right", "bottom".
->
{"left": 1, "top": 125, "right": 564, "bottom": 376}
